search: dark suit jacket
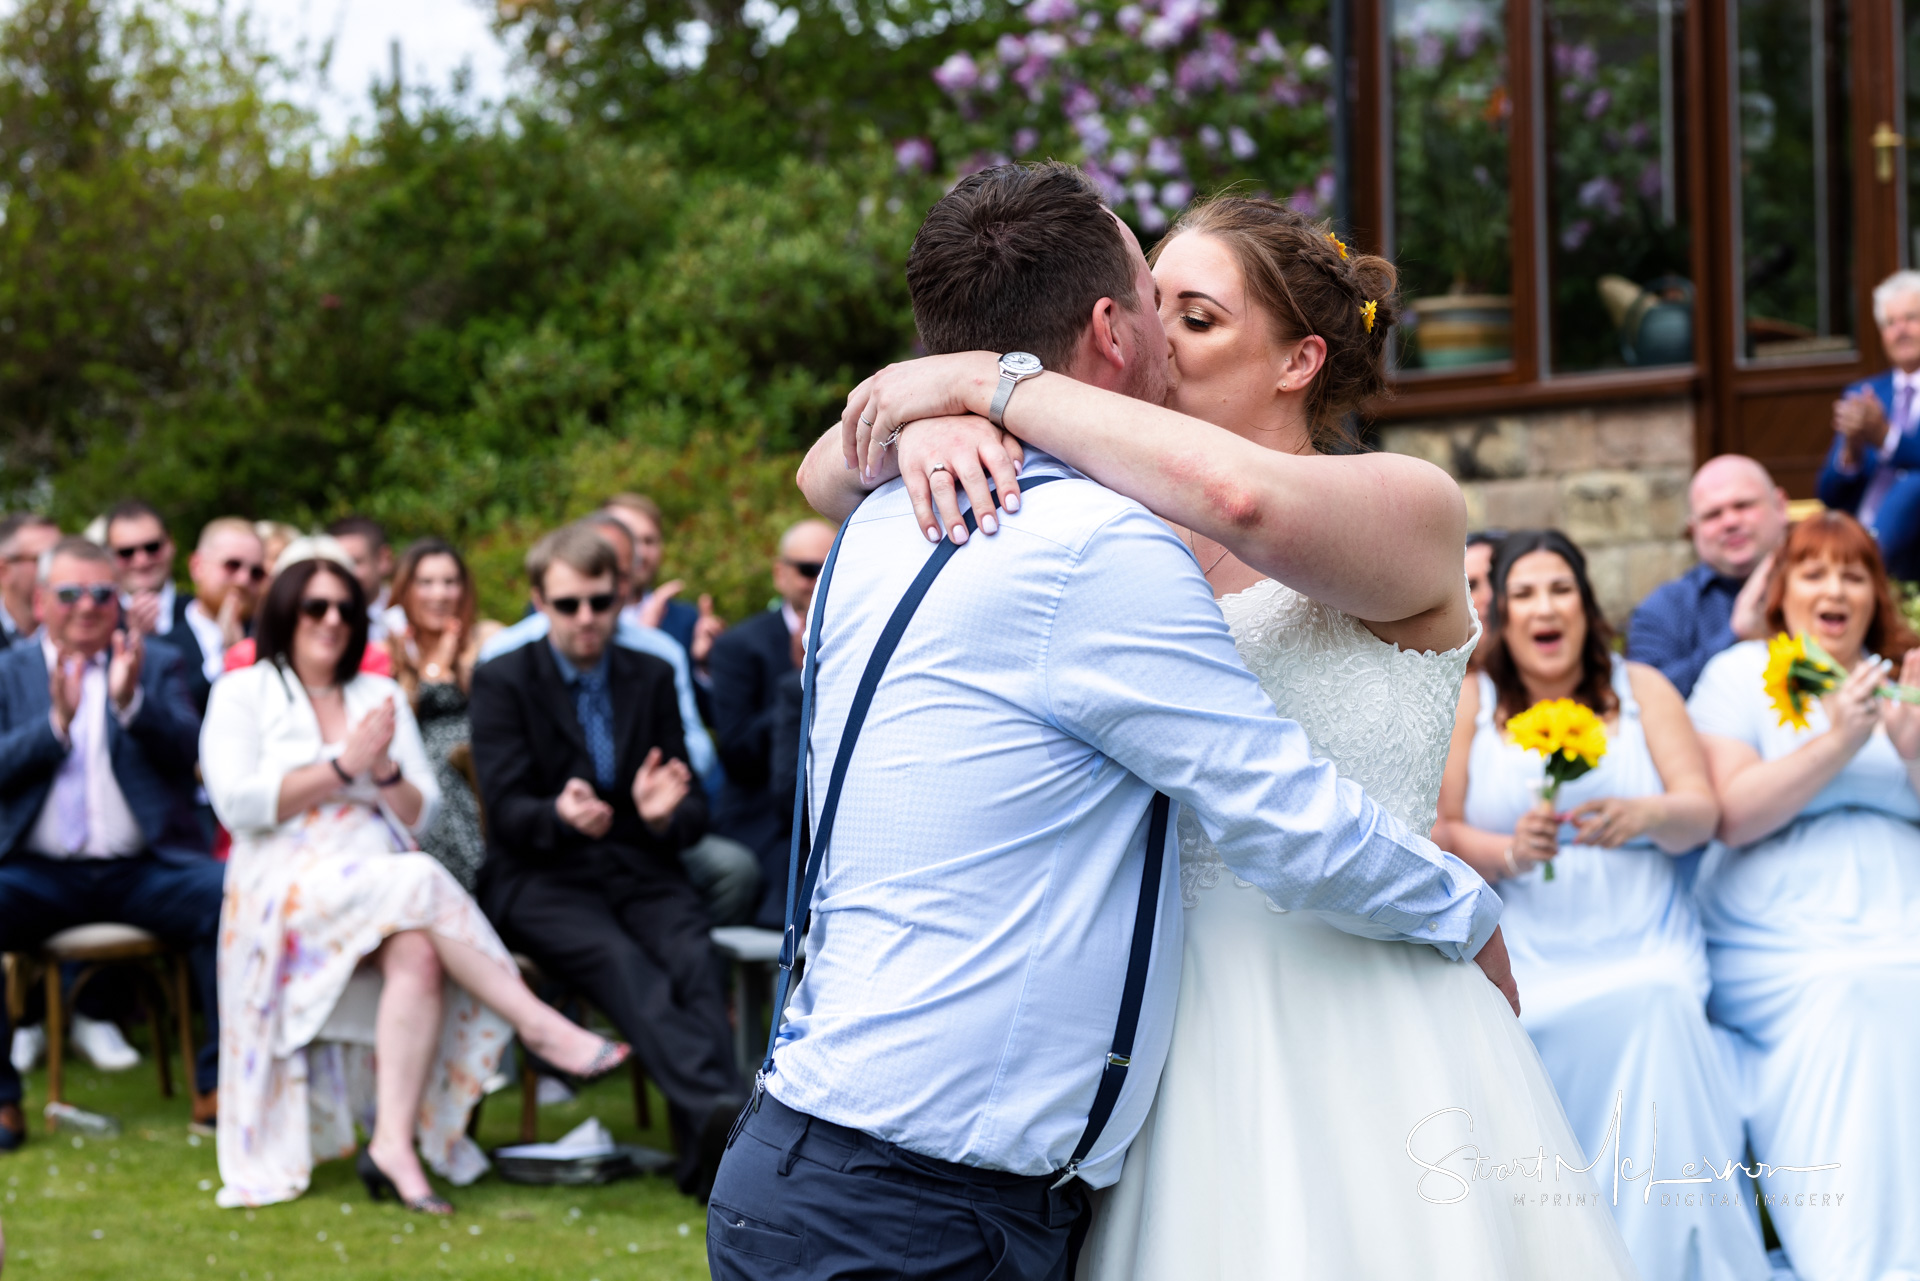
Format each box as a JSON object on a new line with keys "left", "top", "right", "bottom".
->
{"left": 707, "top": 608, "right": 795, "bottom": 923}
{"left": 1817, "top": 370, "right": 1920, "bottom": 578}
{"left": 656, "top": 598, "right": 699, "bottom": 663}
{"left": 0, "top": 639, "right": 207, "bottom": 857}
{"left": 147, "top": 591, "right": 213, "bottom": 716}
{"left": 469, "top": 640, "right": 707, "bottom": 899}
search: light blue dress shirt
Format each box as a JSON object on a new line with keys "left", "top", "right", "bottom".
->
{"left": 478, "top": 611, "right": 718, "bottom": 783}
{"left": 769, "top": 454, "right": 1502, "bottom": 1187}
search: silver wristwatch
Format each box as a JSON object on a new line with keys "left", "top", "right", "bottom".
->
{"left": 988, "top": 352, "right": 1045, "bottom": 429}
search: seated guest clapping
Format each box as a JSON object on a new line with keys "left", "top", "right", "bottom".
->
{"left": 469, "top": 525, "right": 743, "bottom": 1203}
{"left": 0, "top": 537, "right": 222, "bottom": 1152}
{"left": 202, "top": 548, "right": 629, "bottom": 1211}
{"left": 1687, "top": 511, "right": 1920, "bottom": 1280}
{"left": 1434, "top": 531, "right": 1768, "bottom": 1281}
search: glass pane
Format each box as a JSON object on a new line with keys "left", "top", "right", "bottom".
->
{"left": 1734, "top": 0, "right": 1855, "bottom": 361}
{"left": 1545, "top": 0, "right": 1695, "bottom": 372}
{"left": 1390, "top": 0, "right": 1514, "bottom": 371}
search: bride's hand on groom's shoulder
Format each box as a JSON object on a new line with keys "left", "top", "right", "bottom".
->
{"left": 1473, "top": 926, "right": 1521, "bottom": 1018}
{"left": 893, "top": 415, "right": 1026, "bottom": 546}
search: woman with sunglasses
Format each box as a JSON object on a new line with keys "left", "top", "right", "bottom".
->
{"left": 385, "top": 539, "right": 502, "bottom": 893}
{"left": 201, "top": 549, "right": 630, "bottom": 1213}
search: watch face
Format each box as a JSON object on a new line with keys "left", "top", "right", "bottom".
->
{"left": 1001, "top": 351, "right": 1044, "bottom": 377}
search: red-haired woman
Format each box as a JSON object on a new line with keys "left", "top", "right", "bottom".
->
{"left": 1687, "top": 511, "right": 1920, "bottom": 1280}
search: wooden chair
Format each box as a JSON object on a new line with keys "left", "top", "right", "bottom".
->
{"left": 445, "top": 741, "right": 655, "bottom": 1144}
{"left": 12, "top": 924, "right": 201, "bottom": 1132}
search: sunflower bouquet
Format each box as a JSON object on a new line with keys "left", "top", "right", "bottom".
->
{"left": 1506, "top": 698, "right": 1609, "bottom": 880}
{"left": 1762, "top": 633, "right": 1920, "bottom": 731}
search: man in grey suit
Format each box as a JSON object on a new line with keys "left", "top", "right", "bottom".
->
{"left": 0, "top": 537, "right": 223, "bottom": 1150}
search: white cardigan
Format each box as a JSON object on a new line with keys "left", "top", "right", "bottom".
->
{"left": 201, "top": 662, "right": 441, "bottom": 840}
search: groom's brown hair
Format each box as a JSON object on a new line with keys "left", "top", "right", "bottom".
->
{"left": 906, "top": 162, "right": 1137, "bottom": 370}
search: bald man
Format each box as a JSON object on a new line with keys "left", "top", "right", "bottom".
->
{"left": 1626, "top": 455, "right": 1791, "bottom": 696}
{"left": 706, "top": 520, "right": 837, "bottom": 925}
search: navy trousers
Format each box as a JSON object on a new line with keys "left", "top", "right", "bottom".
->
{"left": 0, "top": 849, "right": 226, "bottom": 1103}
{"left": 708, "top": 1094, "right": 1090, "bottom": 1280}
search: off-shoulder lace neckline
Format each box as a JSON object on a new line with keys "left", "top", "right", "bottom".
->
{"left": 1214, "top": 576, "right": 1479, "bottom": 663}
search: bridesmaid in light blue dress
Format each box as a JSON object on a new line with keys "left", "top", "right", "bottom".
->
{"left": 1437, "top": 530, "right": 1771, "bottom": 1281}
{"left": 1687, "top": 511, "right": 1920, "bottom": 1281}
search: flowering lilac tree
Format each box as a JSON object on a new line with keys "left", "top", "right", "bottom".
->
{"left": 909, "top": 0, "right": 1336, "bottom": 237}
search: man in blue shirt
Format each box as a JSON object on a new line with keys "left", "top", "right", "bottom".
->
{"left": 1627, "top": 455, "right": 1790, "bottom": 696}
{"left": 708, "top": 163, "right": 1512, "bottom": 1280}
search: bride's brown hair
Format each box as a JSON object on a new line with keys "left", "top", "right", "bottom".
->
{"left": 1147, "top": 196, "right": 1398, "bottom": 452}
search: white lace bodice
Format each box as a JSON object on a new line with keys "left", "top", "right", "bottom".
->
{"left": 1179, "top": 578, "right": 1477, "bottom": 907}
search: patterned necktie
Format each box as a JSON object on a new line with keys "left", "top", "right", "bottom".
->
{"left": 1862, "top": 382, "right": 1914, "bottom": 531}
{"left": 574, "top": 666, "right": 617, "bottom": 793}
{"left": 49, "top": 654, "right": 95, "bottom": 854}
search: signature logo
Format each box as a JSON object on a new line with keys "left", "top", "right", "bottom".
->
{"left": 1406, "top": 1093, "right": 1840, "bottom": 1206}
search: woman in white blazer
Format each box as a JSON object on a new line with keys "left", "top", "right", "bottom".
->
{"left": 202, "top": 544, "right": 629, "bottom": 1212}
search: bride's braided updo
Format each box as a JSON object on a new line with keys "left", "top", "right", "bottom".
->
{"left": 1148, "top": 196, "right": 1399, "bottom": 452}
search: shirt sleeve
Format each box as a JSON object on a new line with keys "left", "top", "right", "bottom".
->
{"left": 1041, "top": 506, "right": 1502, "bottom": 961}
{"left": 1686, "top": 646, "right": 1761, "bottom": 748}
{"left": 387, "top": 683, "right": 442, "bottom": 838}
{"left": 1626, "top": 582, "right": 1729, "bottom": 698}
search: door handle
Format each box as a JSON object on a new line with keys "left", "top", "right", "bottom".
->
{"left": 1873, "top": 122, "right": 1905, "bottom": 183}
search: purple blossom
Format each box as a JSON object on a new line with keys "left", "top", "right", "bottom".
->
{"left": 1014, "top": 56, "right": 1051, "bottom": 95}
{"left": 1560, "top": 218, "right": 1591, "bottom": 250}
{"left": 1015, "top": 127, "right": 1041, "bottom": 155}
{"left": 1110, "top": 148, "right": 1139, "bottom": 175}
{"left": 1584, "top": 88, "right": 1611, "bottom": 120}
{"left": 932, "top": 51, "right": 980, "bottom": 94}
{"left": 1472, "top": 164, "right": 1491, "bottom": 186}
{"left": 1161, "top": 179, "right": 1194, "bottom": 208}
{"left": 996, "top": 33, "right": 1028, "bottom": 64}
{"left": 1198, "top": 123, "right": 1223, "bottom": 150}
{"left": 1137, "top": 202, "right": 1169, "bottom": 232}
{"left": 1029, "top": 31, "right": 1069, "bottom": 58}
{"left": 1081, "top": 11, "right": 1102, "bottom": 29}
{"left": 1146, "top": 135, "right": 1185, "bottom": 173}
{"left": 1414, "top": 32, "right": 1444, "bottom": 71}
{"left": 1301, "top": 43, "right": 1330, "bottom": 71}
{"left": 1562, "top": 81, "right": 1582, "bottom": 103}
{"left": 1084, "top": 164, "right": 1127, "bottom": 204}
{"left": 1637, "top": 161, "right": 1663, "bottom": 200}
{"left": 1455, "top": 14, "right": 1485, "bottom": 57}
{"left": 1228, "top": 125, "right": 1256, "bottom": 159}
{"left": 894, "top": 138, "right": 935, "bottom": 173}
{"left": 1065, "top": 84, "right": 1101, "bottom": 116}
{"left": 1314, "top": 168, "right": 1337, "bottom": 208}
{"left": 1127, "top": 113, "right": 1152, "bottom": 137}
{"left": 1116, "top": 4, "right": 1144, "bottom": 35}
{"left": 1570, "top": 43, "right": 1598, "bottom": 80}
{"left": 1249, "top": 29, "right": 1284, "bottom": 63}
{"left": 1624, "top": 120, "right": 1651, "bottom": 147}
{"left": 1024, "top": 0, "right": 1077, "bottom": 24}
{"left": 1286, "top": 185, "right": 1318, "bottom": 214}
{"left": 1073, "top": 113, "right": 1112, "bottom": 155}
{"left": 1130, "top": 180, "right": 1158, "bottom": 205}
{"left": 1577, "top": 174, "right": 1621, "bottom": 216}
{"left": 1176, "top": 30, "right": 1240, "bottom": 92}
{"left": 1271, "top": 75, "right": 1304, "bottom": 107}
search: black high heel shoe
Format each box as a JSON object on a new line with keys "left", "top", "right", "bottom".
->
{"left": 356, "top": 1146, "right": 454, "bottom": 1216}
{"left": 555, "top": 1038, "right": 632, "bottom": 1093}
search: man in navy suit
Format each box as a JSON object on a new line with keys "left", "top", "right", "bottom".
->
{"left": 1819, "top": 270, "right": 1920, "bottom": 579}
{"left": 0, "top": 538, "right": 223, "bottom": 1150}
{"left": 706, "top": 519, "right": 836, "bottom": 925}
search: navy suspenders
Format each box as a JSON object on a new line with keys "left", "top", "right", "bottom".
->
{"left": 756, "top": 476, "right": 1170, "bottom": 1186}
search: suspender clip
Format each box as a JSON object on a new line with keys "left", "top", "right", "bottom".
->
{"left": 1050, "top": 1160, "right": 1082, "bottom": 1190}
{"left": 1105, "top": 1052, "right": 1131, "bottom": 1067}
{"left": 778, "top": 924, "right": 797, "bottom": 971}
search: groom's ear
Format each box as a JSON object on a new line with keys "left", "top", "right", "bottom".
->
{"left": 1077, "top": 297, "right": 1130, "bottom": 389}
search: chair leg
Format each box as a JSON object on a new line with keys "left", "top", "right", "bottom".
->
{"left": 44, "top": 958, "right": 64, "bottom": 1130}
{"left": 631, "top": 1058, "right": 651, "bottom": 1130}
{"left": 139, "top": 971, "right": 173, "bottom": 1100}
{"left": 173, "top": 953, "right": 201, "bottom": 1112}
{"left": 518, "top": 1044, "right": 538, "bottom": 1144}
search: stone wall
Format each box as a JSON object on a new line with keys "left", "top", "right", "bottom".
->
{"left": 1377, "top": 397, "right": 1698, "bottom": 625}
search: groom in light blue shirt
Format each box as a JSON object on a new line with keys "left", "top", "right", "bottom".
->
{"left": 708, "top": 163, "right": 1510, "bottom": 1280}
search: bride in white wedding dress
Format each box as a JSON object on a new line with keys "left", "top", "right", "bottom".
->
{"left": 804, "top": 194, "right": 1635, "bottom": 1278}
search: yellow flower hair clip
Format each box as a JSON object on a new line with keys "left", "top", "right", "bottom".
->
{"left": 1360, "top": 299, "right": 1378, "bottom": 332}
{"left": 1327, "top": 232, "right": 1349, "bottom": 260}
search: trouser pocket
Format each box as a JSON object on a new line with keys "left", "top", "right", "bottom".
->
{"left": 709, "top": 1200, "right": 805, "bottom": 1268}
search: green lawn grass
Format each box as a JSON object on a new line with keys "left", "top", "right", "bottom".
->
{"left": 1, "top": 1054, "right": 713, "bottom": 1280}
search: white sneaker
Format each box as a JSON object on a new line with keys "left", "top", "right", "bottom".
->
{"left": 70, "top": 1015, "right": 140, "bottom": 1071}
{"left": 535, "top": 1075, "right": 576, "bottom": 1106}
{"left": 10, "top": 1025, "right": 44, "bottom": 1074}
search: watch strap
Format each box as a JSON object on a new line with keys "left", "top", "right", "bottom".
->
{"left": 989, "top": 372, "right": 1018, "bottom": 429}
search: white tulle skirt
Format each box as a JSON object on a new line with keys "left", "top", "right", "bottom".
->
{"left": 1081, "top": 879, "right": 1640, "bottom": 1280}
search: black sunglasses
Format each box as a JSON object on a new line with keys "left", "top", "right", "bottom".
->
{"left": 53, "top": 584, "right": 117, "bottom": 607}
{"left": 113, "top": 539, "right": 165, "bottom": 561}
{"left": 299, "top": 597, "right": 349, "bottom": 622}
{"left": 224, "top": 558, "right": 267, "bottom": 583}
{"left": 548, "top": 593, "right": 617, "bottom": 617}
{"left": 783, "top": 559, "right": 824, "bottom": 580}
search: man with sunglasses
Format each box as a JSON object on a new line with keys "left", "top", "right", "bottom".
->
{"left": 469, "top": 524, "right": 743, "bottom": 1202}
{"left": 0, "top": 537, "right": 223, "bottom": 1151}
{"left": 706, "top": 519, "right": 837, "bottom": 926}
{"left": 103, "top": 500, "right": 183, "bottom": 644}
{"left": 171, "top": 518, "right": 267, "bottom": 716}
{"left": 0, "top": 515, "right": 60, "bottom": 651}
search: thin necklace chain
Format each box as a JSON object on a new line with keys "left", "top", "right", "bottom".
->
{"left": 1187, "top": 528, "right": 1233, "bottom": 576}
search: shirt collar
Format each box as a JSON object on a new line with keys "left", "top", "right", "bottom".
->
{"left": 548, "top": 640, "right": 610, "bottom": 687}
{"left": 41, "top": 635, "right": 106, "bottom": 672}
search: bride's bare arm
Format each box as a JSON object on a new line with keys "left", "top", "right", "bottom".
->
{"left": 845, "top": 353, "right": 1470, "bottom": 645}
